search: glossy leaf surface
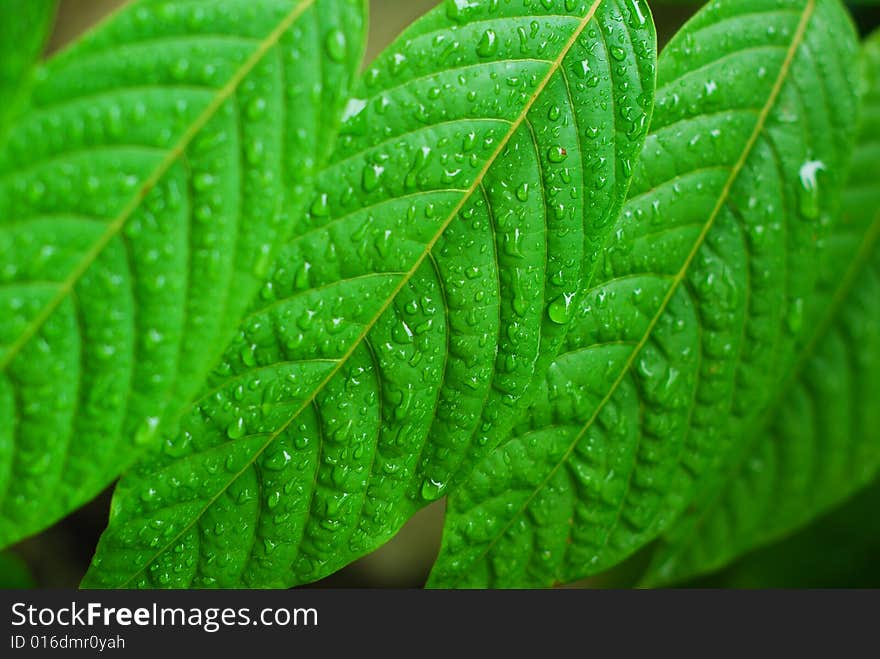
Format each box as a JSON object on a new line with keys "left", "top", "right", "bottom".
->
{"left": 84, "top": 0, "right": 656, "bottom": 588}
{"left": 0, "top": 0, "right": 365, "bottom": 546}
{"left": 430, "top": 0, "right": 859, "bottom": 588}
{"left": 644, "top": 28, "right": 880, "bottom": 585}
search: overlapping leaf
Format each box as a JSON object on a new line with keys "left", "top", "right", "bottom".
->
{"left": 0, "top": 551, "right": 33, "bottom": 588}
{"left": 0, "top": 0, "right": 366, "bottom": 547}
{"left": 690, "top": 477, "right": 880, "bottom": 588}
{"left": 0, "top": 0, "right": 57, "bottom": 141}
{"left": 643, "top": 28, "right": 880, "bottom": 585}
{"left": 430, "top": 0, "right": 859, "bottom": 588}
{"left": 83, "top": 0, "right": 656, "bottom": 588}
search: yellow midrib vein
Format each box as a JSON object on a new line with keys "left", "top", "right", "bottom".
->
{"left": 0, "top": 0, "right": 315, "bottom": 372}
{"left": 112, "top": 0, "right": 606, "bottom": 587}
{"left": 448, "top": 0, "right": 817, "bottom": 585}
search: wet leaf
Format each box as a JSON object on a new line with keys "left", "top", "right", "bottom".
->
{"left": 83, "top": 0, "right": 656, "bottom": 588}
{"left": 645, "top": 27, "right": 880, "bottom": 585}
{"left": 0, "top": 0, "right": 366, "bottom": 547}
{"left": 430, "top": 0, "right": 860, "bottom": 588}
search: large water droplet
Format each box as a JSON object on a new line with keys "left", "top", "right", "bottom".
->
{"left": 547, "top": 293, "right": 575, "bottom": 325}
{"left": 547, "top": 146, "right": 568, "bottom": 163}
{"left": 421, "top": 477, "right": 447, "bottom": 501}
{"left": 362, "top": 163, "right": 384, "bottom": 192}
{"left": 134, "top": 417, "right": 161, "bottom": 446}
{"left": 325, "top": 29, "right": 347, "bottom": 63}
{"left": 226, "top": 417, "right": 245, "bottom": 440}
{"left": 476, "top": 29, "right": 498, "bottom": 57}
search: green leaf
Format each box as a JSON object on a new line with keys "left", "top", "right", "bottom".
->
{"left": 0, "top": 551, "right": 34, "bottom": 588}
{"left": 687, "top": 477, "right": 880, "bottom": 588}
{"left": 83, "top": 0, "right": 656, "bottom": 589}
{"left": 643, "top": 28, "right": 880, "bottom": 586}
{"left": 430, "top": 0, "right": 860, "bottom": 588}
{"left": 0, "top": 0, "right": 366, "bottom": 547}
{"left": 0, "top": 0, "right": 57, "bottom": 141}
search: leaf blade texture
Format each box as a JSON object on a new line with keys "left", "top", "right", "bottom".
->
{"left": 0, "top": 0, "right": 366, "bottom": 547}
{"left": 0, "top": 0, "right": 57, "bottom": 141}
{"left": 643, "top": 28, "right": 880, "bottom": 585}
{"left": 430, "top": 0, "right": 860, "bottom": 588}
{"left": 83, "top": 0, "right": 657, "bottom": 588}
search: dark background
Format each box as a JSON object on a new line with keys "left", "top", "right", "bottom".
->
{"left": 3, "top": 0, "right": 879, "bottom": 589}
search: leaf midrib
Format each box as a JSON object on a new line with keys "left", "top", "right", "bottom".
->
{"left": 439, "top": 0, "right": 818, "bottom": 586}
{"left": 0, "top": 0, "right": 315, "bottom": 372}
{"left": 112, "top": 0, "right": 608, "bottom": 588}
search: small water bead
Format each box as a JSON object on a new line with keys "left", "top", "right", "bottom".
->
{"left": 547, "top": 146, "right": 568, "bottom": 163}
{"left": 390, "top": 52, "right": 407, "bottom": 75}
{"left": 310, "top": 193, "right": 330, "bottom": 217}
{"left": 341, "top": 97, "right": 367, "bottom": 124}
{"left": 134, "top": 416, "right": 161, "bottom": 446}
{"left": 266, "top": 490, "right": 282, "bottom": 509}
{"left": 264, "top": 449, "right": 293, "bottom": 471}
{"left": 246, "top": 97, "right": 267, "bottom": 120}
{"left": 362, "top": 163, "right": 384, "bottom": 192}
{"left": 609, "top": 45, "right": 627, "bottom": 62}
{"left": 193, "top": 173, "right": 215, "bottom": 191}
{"left": 797, "top": 159, "right": 825, "bottom": 220}
{"left": 476, "top": 29, "right": 498, "bottom": 57}
{"left": 324, "top": 29, "right": 347, "bottom": 63}
{"left": 421, "top": 477, "right": 447, "bottom": 501}
{"left": 445, "top": 0, "right": 478, "bottom": 23}
{"left": 226, "top": 417, "right": 245, "bottom": 439}
{"left": 547, "top": 293, "right": 575, "bottom": 325}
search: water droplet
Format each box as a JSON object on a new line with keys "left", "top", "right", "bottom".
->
{"left": 362, "top": 163, "right": 384, "bottom": 192}
{"left": 786, "top": 297, "right": 805, "bottom": 333}
{"left": 446, "top": 0, "right": 477, "bottom": 23}
{"left": 798, "top": 159, "right": 825, "bottom": 220}
{"left": 341, "top": 97, "right": 367, "bottom": 123}
{"left": 246, "top": 97, "right": 267, "bottom": 119}
{"left": 421, "top": 477, "right": 446, "bottom": 501}
{"left": 547, "top": 293, "right": 575, "bottom": 325}
{"left": 325, "top": 29, "right": 347, "bottom": 63}
{"left": 547, "top": 146, "right": 568, "bottom": 163}
{"left": 630, "top": 0, "right": 647, "bottom": 25}
{"left": 134, "top": 417, "right": 161, "bottom": 446}
{"left": 264, "top": 449, "right": 292, "bottom": 471}
{"left": 476, "top": 29, "right": 498, "bottom": 57}
{"left": 227, "top": 417, "right": 245, "bottom": 440}
{"left": 310, "top": 193, "right": 330, "bottom": 217}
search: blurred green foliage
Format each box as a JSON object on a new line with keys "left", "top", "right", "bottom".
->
{"left": 687, "top": 478, "right": 880, "bottom": 588}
